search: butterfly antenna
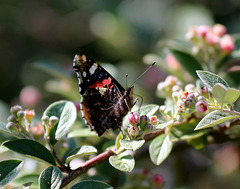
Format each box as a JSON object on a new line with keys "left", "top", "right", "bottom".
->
{"left": 130, "top": 62, "right": 156, "bottom": 87}
{"left": 125, "top": 74, "right": 128, "bottom": 88}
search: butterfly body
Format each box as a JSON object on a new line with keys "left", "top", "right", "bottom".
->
{"left": 73, "top": 54, "right": 134, "bottom": 136}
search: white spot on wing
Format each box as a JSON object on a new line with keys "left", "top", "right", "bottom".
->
{"left": 89, "top": 65, "right": 97, "bottom": 75}
{"left": 82, "top": 71, "right": 87, "bottom": 77}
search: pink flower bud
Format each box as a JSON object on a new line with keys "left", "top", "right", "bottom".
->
{"left": 196, "top": 25, "right": 209, "bottom": 38}
{"left": 219, "top": 34, "right": 234, "bottom": 53}
{"left": 206, "top": 30, "right": 220, "bottom": 45}
{"left": 195, "top": 100, "right": 208, "bottom": 113}
{"left": 165, "top": 54, "right": 181, "bottom": 70}
{"left": 150, "top": 115, "right": 158, "bottom": 125}
{"left": 128, "top": 112, "right": 139, "bottom": 126}
{"left": 127, "top": 125, "right": 139, "bottom": 137}
{"left": 153, "top": 174, "right": 164, "bottom": 185}
{"left": 74, "top": 101, "right": 81, "bottom": 112}
{"left": 212, "top": 24, "right": 226, "bottom": 37}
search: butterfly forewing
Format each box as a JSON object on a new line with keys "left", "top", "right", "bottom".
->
{"left": 73, "top": 54, "right": 134, "bottom": 136}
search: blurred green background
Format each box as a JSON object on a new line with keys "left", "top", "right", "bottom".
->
{"left": 1, "top": 0, "right": 239, "bottom": 105}
{"left": 0, "top": 0, "right": 240, "bottom": 188}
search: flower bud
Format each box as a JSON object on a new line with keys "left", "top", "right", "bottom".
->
{"left": 139, "top": 115, "right": 149, "bottom": 130}
{"left": 219, "top": 34, "right": 234, "bottom": 53}
{"left": 8, "top": 115, "right": 17, "bottom": 123}
{"left": 128, "top": 125, "right": 139, "bottom": 137}
{"left": 145, "top": 123, "right": 154, "bottom": 131}
{"left": 6, "top": 122, "right": 17, "bottom": 133}
{"left": 17, "top": 111, "right": 25, "bottom": 119}
{"left": 195, "top": 100, "right": 208, "bottom": 113}
{"left": 128, "top": 112, "right": 139, "bottom": 126}
{"left": 10, "top": 105, "right": 22, "bottom": 117}
{"left": 212, "top": 24, "right": 226, "bottom": 37}
{"left": 150, "top": 115, "right": 158, "bottom": 125}
{"left": 30, "top": 124, "right": 45, "bottom": 139}
{"left": 25, "top": 109, "right": 35, "bottom": 123}
{"left": 74, "top": 101, "right": 81, "bottom": 112}
{"left": 153, "top": 174, "right": 164, "bottom": 186}
{"left": 196, "top": 25, "right": 209, "bottom": 38}
{"left": 49, "top": 116, "right": 59, "bottom": 127}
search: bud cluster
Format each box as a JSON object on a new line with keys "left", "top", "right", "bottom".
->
{"left": 6, "top": 105, "right": 36, "bottom": 138}
{"left": 156, "top": 75, "right": 182, "bottom": 99}
{"left": 126, "top": 112, "right": 159, "bottom": 138}
{"left": 157, "top": 77, "right": 211, "bottom": 120}
{"left": 186, "top": 24, "right": 234, "bottom": 61}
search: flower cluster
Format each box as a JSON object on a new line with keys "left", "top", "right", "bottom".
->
{"left": 186, "top": 24, "right": 234, "bottom": 56}
{"left": 157, "top": 77, "right": 210, "bottom": 120}
{"left": 156, "top": 75, "right": 182, "bottom": 99}
{"left": 6, "top": 105, "right": 41, "bottom": 138}
{"left": 126, "top": 112, "right": 159, "bottom": 138}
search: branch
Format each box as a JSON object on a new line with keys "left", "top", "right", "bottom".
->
{"left": 61, "top": 127, "right": 169, "bottom": 188}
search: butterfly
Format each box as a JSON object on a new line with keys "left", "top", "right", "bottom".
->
{"left": 73, "top": 54, "right": 134, "bottom": 136}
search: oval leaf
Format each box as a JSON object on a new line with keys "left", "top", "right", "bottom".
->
{"left": 39, "top": 166, "right": 62, "bottom": 189}
{"left": 119, "top": 139, "right": 145, "bottom": 151}
{"left": 149, "top": 134, "right": 172, "bottom": 165}
{"left": 196, "top": 71, "right": 229, "bottom": 89}
{"left": 139, "top": 104, "right": 160, "bottom": 117}
{"left": 0, "top": 159, "right": 23, "bottom": 188}
{"left": 170, "top": 49, "right": 202, "bottom": 79}
{"left": 212, "top": 83, "right": 240, "bottom": 107}
{"left": 3, "top": 139, "right": 56, "bottom": 165}
{"left": 66, "top": 145, "right": 97, "bottom": 164}
{"left": 44, "top": 100, "right": 77, "bottom": 145}
{"left": 109, "top": 153, "right": 135, "bottom": 172}
{"left": 70, "top": 180, "right": 113, "bottom": 189}
{"left": 195, "top": 110, "right": 239, "bottom": 130}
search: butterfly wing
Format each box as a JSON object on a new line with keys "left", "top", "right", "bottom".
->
{"left": 73, "top": 54, "right": 133, "bottom": 136}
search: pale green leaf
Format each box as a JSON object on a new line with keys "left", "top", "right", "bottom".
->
{"left": 197, "top": 71, "right": 229, "bottom": 89}
{"left": 149, "top": 134, "right": 172, "bottom": 165}
{"left": 119, "top": 139, "right": 145, "bottom": 151}
{"left": 66, "top": 145, "right": 97, "bottom": 164}
{"left": 109, "top": 153, "right": 135, "bottom": 172}
{"left": 195, "top": 110, "right": 239, "bottom": 130}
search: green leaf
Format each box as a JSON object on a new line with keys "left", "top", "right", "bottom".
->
{"left": 0, "top": 159, "right": 23, "bottom": 188}
{"left": 212, "top": 83, "right": 240, "bottom": 107}
{"left": 66, "top": 145, "right": 97, "bottom": 164}
{"left": 68, "top": 128, "right": 98, "bottom": 138}
{"left": 70, "top": 180, "right": 113, "bottom": 189}
{"left": 3, "top": 139, "right": 56, "bottom": 165}
{"left": 119, "top": 139, "right": 145, "bottom": 151}
{"left": 109, "top": 153, "right": 135, "bottom": 172}
{"left": 195, "top": 110, "right": 239, "bottom": 130}
{"left": 149, "top": 134, "right": 172, "bottom": 165}
{"left": 115, "top": 133, "right": 123, "bottom": 150}
{"left": 39, "top": 166, "right": 62, "bottom": 189}
{"left": 170, "top": 121, "right": 208, "bottom": 142}
{"left": 155, "top": 120, "right": 174, "bottom": 130}
{"left": 44, "top": 100, "right": 77, "bottom": 145}
{"left": 139, "top": 104, "right": 160, "bottom": 117}
{"left": 170, "top": 49, "right": 202, "bottom": 79}
{"left": 196, "top": 71, "right": 229, "bottom": 89}
{"left": 12, "top": 174, "right": 39, "bottom": 188}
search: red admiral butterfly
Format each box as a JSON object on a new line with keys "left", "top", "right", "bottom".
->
{"left": 73, "top": 54, "right": 134, "bottom": 136}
